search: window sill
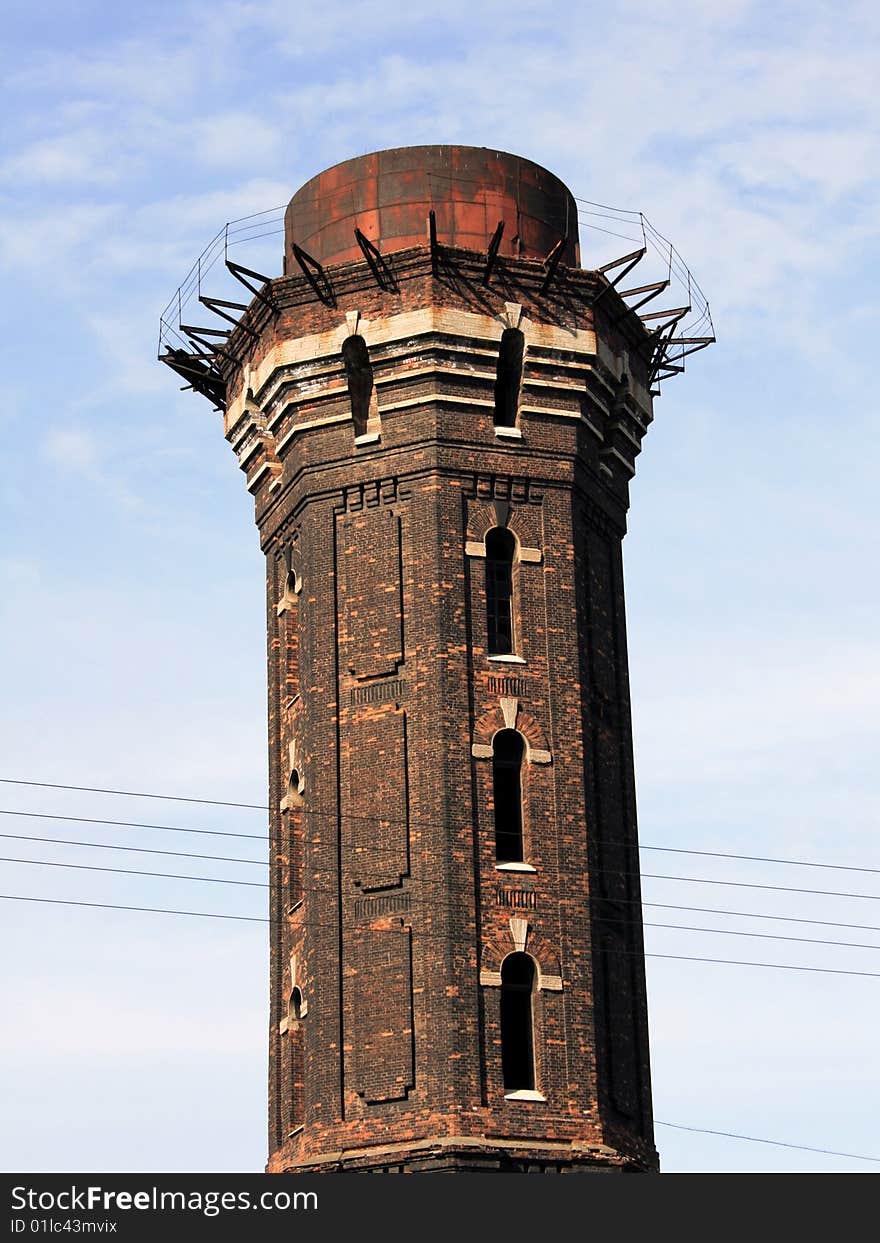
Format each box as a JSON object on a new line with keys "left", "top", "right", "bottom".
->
{"left": 488, "top": 654, "right": 526, "bottom": 665}
{"left": 495, "top": 862, "right": 537, "bottom": 874}
{"left": 504, "top": 1089, "right": 546, "bottom": 1102}
{"left": 494, "top": 426, "right": 523, "bottom": 440}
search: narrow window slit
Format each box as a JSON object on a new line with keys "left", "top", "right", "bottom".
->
{"left": 493, "top": 728, "right": 525, "bottom": 863}
{"left": 494, "top": 328, "right": 525, "bottom": 428}
{"left": 341, "top": 335, "right": 375, "bottom": 438}
{"left": 500, "top": 952, "right": 536, "bottom": 1091}
{"left": 486, "top": 527, "right": 516, "bottom": 655}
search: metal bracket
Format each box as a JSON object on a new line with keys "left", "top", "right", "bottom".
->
{"left": 540, "top": 234, "right": 567, "bottom": 294}
{"left": 428, "top": 210, "right": 439, "bottom": 276}
{"left": 354, "top": 227, "right": 397, "bottom": 291}
{"left": 225, "top": 258, "right": 277, "bottom": 313}
{"left": 290, "top": 242, "right": 335, "bottom": 306}
{"left": 160, "top": 349, "right": 226, "bottom": 409}
{"left": 639, "top": 304, "right": 691, "bottom": 324}
{"left": 199, "top": 295, "right": 259, "bottom": 340}
{"left": 483, "top": 220, "right": 505, "bottom": 285}
{"left": 592, "top": 246, "right": 647, "bottom": 307}
{"left": 180, "top": 324, "right": 239, "bottom": 367}
{"left": 616, "top": 278, "right": 670, "bottom": 314}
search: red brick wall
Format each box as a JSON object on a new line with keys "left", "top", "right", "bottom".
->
{"left": 226, "top": 242, "right": 658, "bottom": 1172}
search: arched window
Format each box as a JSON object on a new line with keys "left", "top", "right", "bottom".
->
{"left": 341, "top": 334, "right": 374, "bottom": 437}
{"left": 500, "top": 952, "right": 536, "bottom": 1091}
{"left": 288, "top": 986, "right": 305, "bottom": 1135}
{"left": 493, "top": 728, "right": 525, "bottom": 863}
{"left": 494, "top": 328, "right": 525, "bottom": 428}
{"left": 485, "top": 527, "right": 516, "bottom": 655}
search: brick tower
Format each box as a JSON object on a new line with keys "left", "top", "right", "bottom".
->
{"left": 161, "top": 145, "right": 712, "bottom": 1173}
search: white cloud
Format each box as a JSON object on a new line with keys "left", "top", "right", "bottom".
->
{"left": 1, "top": 124, "right": 139, "bottom": 186}
{"left": 40, "top": 425, "right": 145, "bottom": 511}
{"left": 42, "top": 427, "right": 101, "bottom": 475}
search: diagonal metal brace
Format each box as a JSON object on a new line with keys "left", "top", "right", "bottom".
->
{"left": 639, "top": 304, "right": 691, "bottom": 323}
{"left": 540, "top": 234, "right": 568, "bottom": 294}
{"left": 290, "top": 242, "right": 336, "bottom": 306}
{"left": 611, "top": 280, "right": 673, "bottom": 325}
{"left": 592, "top": 246, "right": 647, "bottom": 306}
{"left": 225, "top": 258, "right": 277, "bottom": 313}
{"left": 181, "top": 325, "right": 239, "bottom": 367}
{"left": 199, "top": 295, "right": 259, "bottom": 340}
{"left": 160, "top": 349, "right": 226, "bottom": 408}
{"left": 179, "top": 324, "right": 231, "bottom": 338}
{"left": 354, "top": 227, "right": 397, "bottom": 291}
{"left": 483, "top": 220, "right": 505, "bottom": 285}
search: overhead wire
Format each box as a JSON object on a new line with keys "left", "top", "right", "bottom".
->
{"left": 1, "top": 788, "right": 876, "bottom": 881}
{"left": 5, "top": 848, "right": 880, "bottom": 906}
{"left": 0, "top": 831, "right": 264, "bottom": 867}
{"left": 1, "top": 891, "right": 878, "bottom": 979}
{"left": 4, "top": 855, "right": 880, "bottom": 951}
{"left": 8, "top": 821, "right": 880, "bottom": 937}
{"left": 0, "top": 777, "right": 269, "bottom": 810}
{"left": 4, "top": 810, "right": 879, "bottom": 879}
{"left": 0, "top": 807, "right": 267, "bottom": 841}
{"left": 5, "top": 841, "right": 880, "bottom": 949}
{"left": 1, "top": 889, "right": 873, "bottom": 1161}
{"left": 654, "top": 1121, "right": 880, "bottom": 1165}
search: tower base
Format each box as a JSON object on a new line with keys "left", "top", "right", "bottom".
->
{"left": 272, "top": 1135, "right": 658, "bottom": 1174}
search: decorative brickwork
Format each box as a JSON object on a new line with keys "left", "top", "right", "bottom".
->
{"left": 214, "top": 147, "right": 661, "bottom": 1174}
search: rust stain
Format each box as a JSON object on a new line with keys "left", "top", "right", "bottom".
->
{"left": 285, "top": 144, "right": 580, "bottom": 270}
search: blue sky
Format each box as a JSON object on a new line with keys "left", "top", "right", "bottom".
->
{"left": 1, "top": 0, "right": 878, "bottom": 1173}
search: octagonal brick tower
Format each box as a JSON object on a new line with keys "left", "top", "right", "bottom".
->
{"left": 221, "top": 146, "right": 660, "bottom": 1172}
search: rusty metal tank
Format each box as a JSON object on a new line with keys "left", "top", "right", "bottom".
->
{"left": 284, "top": 145, "right": 580, "bottom": 271}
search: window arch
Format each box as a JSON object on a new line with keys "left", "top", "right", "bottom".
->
{"left": 485, "top": 526, "right": 516, "bottom": 656}
{"left": 341, "top": 334, "right": 374, "bottom": 437}
{"left": 500, "top": 952, "right": 536, "bottom": 1091}
{"left": 493, "top": 728, "right": 525, "bottom": 863}
{"left": 494, "top": 327, "right": 525, "bottom": 428}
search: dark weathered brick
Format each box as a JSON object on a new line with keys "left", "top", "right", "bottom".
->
{"left": 220, "top": 148, "right": 659, "bottom": 1174}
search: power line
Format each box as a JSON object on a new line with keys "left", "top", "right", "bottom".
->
{"left": 0, "top": 778, "right": 268, "bottom": 811}
{"left": 0, "top": 808, "right": 266, "bottom": 841}
{"left": 7, "top": 819, "right": 880, "bottom": 937}
{"left": 642, "top": 844, "right": 880, "bottom": 878}
{"left": 644, "top": 953, "right": 880, "bottom": 979}
{"left": 4, "top": 843, "right": 879, "bottom": 949}
{"left": 654, "top": 1121, "right": 880, "bottom": 1165}
{"left": 0, "top": 832, "right": 264, "bottom": 866}
{"left": 0, "top": 893, "right": 267, "bottom": 923}
{"left": 643, "top": 902, "right": 880, "bottom": 936}
{"left": 1, "top": 885, "right": 879, "bottom": 979}
{"left": 8, "top": 820, "right": 880, "bottom": 937}
{"left": 3, "top": 893, "right": 878, "bottom": 1151}
{"left": 0, "top": 856, "right": 266, "bottom": 888}
{"left": 2, "top": 892, "right": 880, "bottom": 978}
{"left": 640, "top": 873, "right": 880, "bottom": 903}
{"left": 5, "top": 850, "right": 880, "bottom": 905}
{"left": 644, "top": 921, "right": 880, "bottom": 953}
{"left": 1, "top": 884, "right": 874, "bottom": 1160}
{"left": 2, "top": 794, "right": 878, "bottom": 880}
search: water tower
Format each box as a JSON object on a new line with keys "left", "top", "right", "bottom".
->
{"left": 160, "top": 144, "right": 713, "bottom": 1172}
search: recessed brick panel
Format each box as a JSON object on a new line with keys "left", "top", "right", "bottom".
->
{"left": 348, "top": 926, "right": 415, "bottom": 1104}
{"left": 336, "top": 506, "right": 404, "bottom": 680}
